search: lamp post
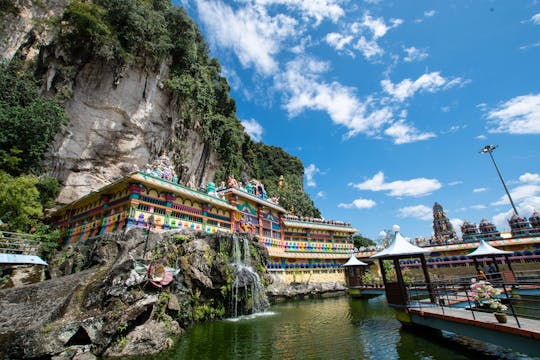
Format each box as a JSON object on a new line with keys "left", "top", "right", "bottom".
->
{"left": 143, "top": 214, "right": 155, "bottom": 260}
{"left": 480, "top": 145, "right": 519, "bottom": 216}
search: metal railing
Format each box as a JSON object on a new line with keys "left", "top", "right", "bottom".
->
{"left": 0, "top": 231, "right": 43, "bottom": 255}
{"left": 405, "top": 270, "right": 540, "bottom": 329}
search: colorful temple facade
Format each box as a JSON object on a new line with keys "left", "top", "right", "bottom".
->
{"left": 51, "top": 157, "right": 356, "bottom": 278}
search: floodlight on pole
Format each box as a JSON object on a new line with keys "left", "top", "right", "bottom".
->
{"left": 480, "top": 145, "right": 519, "bottom": 216}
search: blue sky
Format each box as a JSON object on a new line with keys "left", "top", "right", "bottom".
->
{"left": 178, "top": 0, "right": 540, "bottom": 241}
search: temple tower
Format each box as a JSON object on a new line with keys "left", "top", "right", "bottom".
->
{"left": 432, "top": 202, "right": 457, "bottom": 244}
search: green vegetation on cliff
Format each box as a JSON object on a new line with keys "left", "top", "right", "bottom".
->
{"left": 1, "top": 0, "right": 320, "bottom": 232}
{"left": 52, "top": 0, "right": 320, "bottom": 216}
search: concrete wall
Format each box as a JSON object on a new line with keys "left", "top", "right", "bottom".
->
{"left": 269, "top": 268, "right": 345, "bottom": 284}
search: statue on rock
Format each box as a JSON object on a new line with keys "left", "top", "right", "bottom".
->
{"left": 142, "top": 153, "right": 178, "bottom": 183}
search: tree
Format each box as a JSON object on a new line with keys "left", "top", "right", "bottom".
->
{"left": 352, "top": 234, "right": 376, "bottom": 249}
{"left": 0, "top": 172, "right": 43, "bottom": 232}
{"left": 0, "top": 61, "right": 67, "bottom": 175}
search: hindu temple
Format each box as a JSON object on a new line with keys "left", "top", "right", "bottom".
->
{"left": 50, "top": 156, "right": 356, "bottom": 283}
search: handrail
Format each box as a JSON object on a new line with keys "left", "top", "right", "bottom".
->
{"left": 404, "top": 272, "right": 540, "bottom": 328}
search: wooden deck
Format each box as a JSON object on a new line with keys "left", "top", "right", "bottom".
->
{"left": 406, "top": 305, "right": 540, "bottom": 357}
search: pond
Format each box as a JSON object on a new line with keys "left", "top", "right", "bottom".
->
{"left": 144, "top": 296, "right": 534, "bottom": 360}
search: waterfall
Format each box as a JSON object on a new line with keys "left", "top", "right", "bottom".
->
{"left": 230, "top": 235, "right": 269, "bottom": 317}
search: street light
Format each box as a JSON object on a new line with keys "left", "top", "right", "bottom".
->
{"left": 143, "top": 214, "right": 155, "bottom": 259}
{"left": 480, "top": 145, "right": 519, "bottom": 216}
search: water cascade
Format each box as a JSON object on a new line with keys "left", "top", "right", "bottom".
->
{"left": 229, "top": 236, "right": 269, "bottom": 317}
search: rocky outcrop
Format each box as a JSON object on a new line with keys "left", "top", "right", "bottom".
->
{"left": 0, "top": 229, "right": 270, "bottom": 359}
{"left": 266, "top": 281, "right": 347, "bottom": 302}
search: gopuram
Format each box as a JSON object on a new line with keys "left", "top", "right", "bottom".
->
{"left": 50, "top": 156, "right": 357, "bottom": 283}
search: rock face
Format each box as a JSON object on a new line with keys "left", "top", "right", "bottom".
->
{"left": 0, "top": 229, "right": 270, "bottom": 359}
{"left": 1, "top": 1, "right": 221, "bottom": 205}
{"left": 44, "top": 57, "right": 220, "bottom": 204}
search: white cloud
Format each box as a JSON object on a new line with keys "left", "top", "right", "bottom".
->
{"left": 403, "top": 46, "right": 428, "bottom": 62}
{"left": 316, "top": 191, "right": 326, "bottom": 198}
{"left": 397, "top": 205, "right": 433, "bottom": 220}
{"left": 450, "top": 218, "right": 463, "bottom": 237}
{"left": 197, "top": 0, "right": 298, "bottom": 75}
{"left": 492, "top": 184, "right": 540, "bottom": 206}
{"left": 384, "top": 120, "right": 436, "bottom": 144}
{"left": 325, "top": 32, "right": 354, "bottom": 51}
{"left": 354, "top": 36, "right": 384, "bottom": 59}
{"left": 486, "top": 94, "right": 540, "bottom": 134}
{"left": 448, "top": 181, "right": 463, "bottom": 186}
{"left": 381, "top": 72, "right": 468, "bottom": 103}
{"left": 338, "top": 198, "right": 377, "bottom": 209}
{"left": 304, "top": 163, "right": 320, "bottom": 187}
{"left": 476, "top": 134, "right": 487, "bottom": 140}
{"left": 241, "top": 119, "right": 264, "bottom": 142}
{"left": 531, "top": 13, "right": 540, "bottom": 25}
{"left": 520, "top": 172, "right": 540, "bottom": 184}
{"left": 358, "top": 14, "right": 403, "bottom": 39}
{"left": 255, "top": 0, "right": 344, "bottom": 24}
{"left": 470, "top": 204, "right": 487, "bottom": 210}
{"left": 350, "top": 171, "right": 442, "bottom": 197}
{"left": 491, "top": 173, "right": 540, "bottom": 208}
{"left": 492, "top": 198, "right": 540, "bottom": 230}
{"left": 276, "top": 57, "right": 394, "bottom": 138}
{"left": 473, "top": 187, "right": 487, "bottom": 193}
{"left": 424, "top": 10, "right": 436, "bottom": 17}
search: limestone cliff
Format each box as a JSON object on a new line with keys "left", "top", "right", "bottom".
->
{"left": 1, "top": 0, "right": 221, "bottom": 205}
{"left": 43, "top": 57, "right": 219, "bottom": 204}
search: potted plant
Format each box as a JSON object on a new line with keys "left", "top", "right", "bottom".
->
{"left": 469, "top": 279, "right": 508, "bottom": 323}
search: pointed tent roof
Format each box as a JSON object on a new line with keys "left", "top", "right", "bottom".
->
{"left": 466, "top": 239, "right": 512, "bottom": 257}
{"left": 371, "top": 225, "right": 430, "bottom": 259}
{"left": 342, "top": 254, "right": 368, "bottom": 267}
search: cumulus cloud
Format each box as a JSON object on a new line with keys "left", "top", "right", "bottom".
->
{"left": 197, "top": 0, "right": 297, "bottom": 75}
{"left": 384, "top": 120, "right": 436, "bottom": 144}
{"left": 486, "top": 94, "right": 540, "bottom": 134}
{"left": 397, "top": 205, "right": 433, "bottom": 220}
{"left": 520, "top": 172, "right": 540, "bottom": 183}
{"left": 531, "top": 13, "right": 540, "bottom": 25}
{"left": 304, "top": 163, "right": 321, "bottom": 187}
{"left": 492, "top": 184, "right": 540, "bottom": 206}
{"left": 424, "top": 10, "right": 436, "bottom": 17}
{"left": 354, "top": 36, "right": 384, "bottom": 59}
{"left": 403, "top": 46, "right": 428, "bottom": 62}
{"left": 381, "top": 72, "right": 468, "bottom": 102}
{"left": 316, "top": 191, "right": 326, "bottom": 198}
{"left": 241, "top": 119, "right": 264, "bottom": 142}
{"left": 276, "top": 57, "right": 393, "bottom": 138}
{"left": 450, "top": 218, "right": 463, "bottom": 237}
{"left": 325, "top": 12, "right": 402, "bottom": 60}
{"left": 492, "top": 197, "right": 540, "bottom": 230}
{"left": 325, "top": 32, "right": 353, "bottom": 51}
{"left": 490, "top": 173, "right": 540, "bottom": 229}
{"left": 338, "top": 198, "right": 377, "bottom": 209}
{"left": 255, "top": 0, "right": 344, "bottom": 24}
{"left": 473, "top": 187, "right": 487, "bottom": 193}
{"left": 350, "top": 171, "right": 442, "bottom": 197}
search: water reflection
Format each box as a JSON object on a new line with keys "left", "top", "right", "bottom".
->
{"left": 144, "top": 297, "right": 528, "bottom": 360}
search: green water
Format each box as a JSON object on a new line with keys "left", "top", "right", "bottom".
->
{"left": 146, "top": 296, "right": 531, "bottom": 360}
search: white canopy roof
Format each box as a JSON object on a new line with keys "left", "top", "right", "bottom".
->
{"left": 466, "top": 239, "right": 512, "bottom": 257}
{"left": 342, "top": 254, "right": 368, "bottom": 267}
{"left": 371, "top": 225, "right": 430, "bottom": 259}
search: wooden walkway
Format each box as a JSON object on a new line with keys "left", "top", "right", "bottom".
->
{"left": 406, "top": 305, "right": 540, "bottom": 357}
{"left": 408, "top": 306, "right": 540, "bottom": 339}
